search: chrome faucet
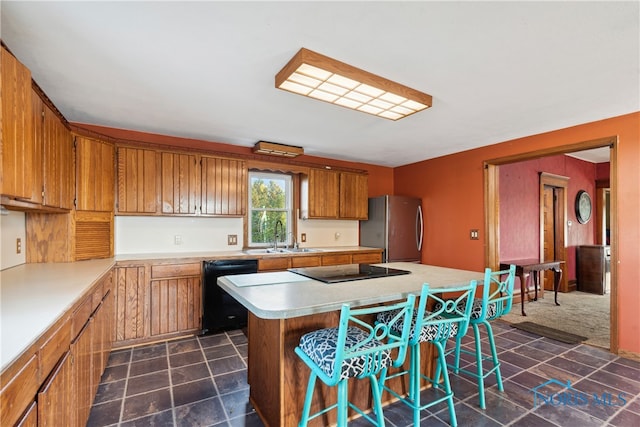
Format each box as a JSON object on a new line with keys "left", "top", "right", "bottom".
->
{"left": 274, "top": 220, "right": 284, "bottom": 251}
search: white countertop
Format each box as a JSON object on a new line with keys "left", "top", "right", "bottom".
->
{"left": 217, "top": 262, "right": 485, "bottom": 319}
{"left": 0, "top": 258, "right": 115, "bottom": 371}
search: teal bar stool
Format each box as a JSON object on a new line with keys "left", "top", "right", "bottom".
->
{"left": 295, "top": 294, "right": 416, "bottom": 427}
{"left": 377, "top": 281, "right": 477, "bottom": 427}
{"left": 446, "top": 265, "right": 516, "bottom": 409}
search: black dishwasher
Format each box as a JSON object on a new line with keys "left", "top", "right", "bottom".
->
{"left": 202, "top": 259, "right": 258, "bottom": 335}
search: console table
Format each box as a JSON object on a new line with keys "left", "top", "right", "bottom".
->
{"left": 500, "top": 259, "right": 564, "bottom": 316}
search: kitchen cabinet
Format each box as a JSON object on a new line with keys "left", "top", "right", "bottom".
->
{"left": 38, "top": 351, "right": 72, "bottom": 427}
{"left": 339, "top": 172, "right": 368, "bottom": 220}
{"left": 149, "top": 263, "right": 202, "bottom": 337}
{"left": 301, "top": 168, "right": 339, "bottom": 219}
{"left": 201, "top": 156, "right": 247, "bottom": 216}
{"left": 1, "top": 46, "right": 34, "bottom": 201}
{"left": 114, "top": 265, "right": 149, "bottom": 343}
{"left": 300, "top": 168, "right": 368, "bottom": 219}
{"left": 257, "top": 250, "right": 382, "bottom": 272}
{"left": 116, "top": 146, "right": 160, "bottom": 214}
{"left": 114, "top": 262, "right": 202, "bottom": 347}
{"left": 42, "top": 103, "right": 73, "bottom": 209}
{"left": 0, "top": 269, "right": 113, "bottom": 427}
{"left": 75, "top": 135, "right": 115, "bottom": 212}
{"left": 161, "top": 151, "right": 198, "bottom": 214}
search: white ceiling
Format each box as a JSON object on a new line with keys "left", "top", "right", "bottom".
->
{"left": 1, "top": 1, "right": 637, "bottom": 167}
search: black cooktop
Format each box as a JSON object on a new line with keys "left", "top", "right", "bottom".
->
{"left": 289, "top": 264, "right": 411, "bottom": 283}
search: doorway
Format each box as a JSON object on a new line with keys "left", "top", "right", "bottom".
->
{"left": 540, "top": 173, "right": 568, "bottom": 292}
{"left": 484, "top": 136, "right": 618, "bottom": 352}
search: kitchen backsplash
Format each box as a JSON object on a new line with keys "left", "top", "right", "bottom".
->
{"left": 0, "top": 210, "right": 27, "bottom": 270}
{"left": 115, "top": 216, "right": 359, "bottom": 254}
{"left": 0, "top": 213, "right": 360, "bottom": 267}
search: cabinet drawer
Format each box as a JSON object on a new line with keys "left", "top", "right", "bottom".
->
{"left": 39, "top": 318, "right": 71, "bottom": 382}
{"left": 259, "top": 257, "right": 290, "bottom": 271}
{"left": 321, "top": 254, "right": 351, "bottom": 266}
{"left": 0, "top": 354, "right": 39, "bottom": 427}
{"left": 151, "top": 263, "right": 201, "bottom": 279}
{"left": 291, "top": 256, "right": 321, "bottom": 268}
{"left": 352, "top": 252, "right": 382, "bottom": 264}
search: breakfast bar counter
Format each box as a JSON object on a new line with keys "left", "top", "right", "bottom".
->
{"left": 217, "top": 262, "right": 484, "bottom": 426}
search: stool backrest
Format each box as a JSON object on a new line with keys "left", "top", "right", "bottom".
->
{"left": 481, "top": 265, "right": 516, "bottom": 321}
{"left": 413, "top": 281, "right": 478, "bottom": 345}
{"left": 334, "top": 294, "right": 416, "bottom": 379}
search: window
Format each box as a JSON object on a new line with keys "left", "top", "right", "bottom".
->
{"left": 248, "top": 171, "right": 293, "bottom": 247}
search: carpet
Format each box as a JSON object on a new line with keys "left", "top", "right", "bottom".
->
{"left": 510, "top": 321, "right": 587, "bottom": 344}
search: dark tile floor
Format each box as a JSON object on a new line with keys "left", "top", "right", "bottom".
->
{"left": 88, "top": 321, "right": 640, "bottom": 426}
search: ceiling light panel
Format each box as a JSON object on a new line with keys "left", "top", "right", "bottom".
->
{"left": 275, "top": 48, "right": 432, "bottom": 121}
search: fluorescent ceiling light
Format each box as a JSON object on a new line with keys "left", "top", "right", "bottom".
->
{"left": 276, "top": 48, "right": 432, "bottom": 121}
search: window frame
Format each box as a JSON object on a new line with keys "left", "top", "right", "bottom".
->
{"left": 248, "top": 171, "right": 294, "bottom": 248}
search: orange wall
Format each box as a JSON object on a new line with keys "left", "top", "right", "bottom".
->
{"left": 394, "top": 112, "right": 640, "bottom": 355}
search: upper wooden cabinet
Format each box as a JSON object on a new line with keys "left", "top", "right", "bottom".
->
{"left": 339, "top": 172, "right": 368, "bottom": 220}
{"left": 201, "top": 156, "right": 246, "bottom": 216}
{"left": 1, "top": 47, "right": 34, "bottom": 200}
{"left": 75, "top": 136, "right": 115, "bottom": 212}
{"left": 116, "top": 146, "right": 160, "bottom": 214}
{"left": 301, "top": 168, "right": 340, "bottom": 219}
{"left": 42, "top": 103, "right": 74, "bottom": 209}
{"left": 301, "top": 168, "right": 368, "bottom": 220}
{"left": 160, "top": 152, "right": 198, "bottom": 215}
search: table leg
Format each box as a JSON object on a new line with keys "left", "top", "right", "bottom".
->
{"left": 533, "top": 271, "right": 539, "bottom": 301}
{"left": 519, "top": 272, "right": 527, "bottom": 316}
{"left": 553, "top": 267, "right": 562, "bottom": 306}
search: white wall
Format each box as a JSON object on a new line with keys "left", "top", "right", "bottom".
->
{"left": 115, "top": 216, "right": 245, "bottom": 254}
{"left": 0, "top": 210, "right": 26, "bottom": 270}
{"left": 297, "top": 219, "right": 359, "bottom": 247}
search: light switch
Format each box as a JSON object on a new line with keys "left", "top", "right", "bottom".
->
{"left": 470, "top": 229, "right": 479, "bottom": 240}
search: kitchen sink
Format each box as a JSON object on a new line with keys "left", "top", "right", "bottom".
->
{"left": 243, "top": 247, "right": 321, "bottom": 255}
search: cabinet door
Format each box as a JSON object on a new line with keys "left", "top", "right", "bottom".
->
{"left": 76, "top": 136, "right": 115, "bottom": 212}
{"left": 201, "top": 156, "right": 247, "bottom": 215}
{"left": 1, "top": 47, "right": 34, "bottom": 200}
{"left": 149, "top": 276, "right": 202, "bottom": 336}
{"left": 15, "top": 401, "right": 37, "bottom": 427}
{"left": 42, "top": 105, "right": 73, "bottom": 209}
{"left": 29, "top": 89, "right": 44, "bottom": 204}
{"left": 114, "top": 266, "right": 149, "bottom": 342}
{"left": 116, "top": 146, "right": 159, "bottom": 214}
{"left": 38, "top": 351, "right": 72, "bottom": 427}
{"left": 339, "top": 172, "right": 368, "bottom": 220}
{"left": 160, "top": 152, "right": 198, "bottom": 214}
{"left": 306, "top": 168, "right": 339, "bottom": 218}
{"left": 71, "top": 321, "right": 93, "bottom": 427}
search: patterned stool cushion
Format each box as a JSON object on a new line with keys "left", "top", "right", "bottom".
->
{"left": 377, "top": 310, "right": 458, "bottom": 343}
{"left": 298, "top": 326, "right": 391, "bottom": 380}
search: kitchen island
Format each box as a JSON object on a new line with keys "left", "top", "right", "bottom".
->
{"left": 217, "top": 262, "right": 484, "bottom": 427}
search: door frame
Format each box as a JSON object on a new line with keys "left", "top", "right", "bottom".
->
{"left": 484, "top": 136, "right": 618, "bottom": 353}
{"left": 539, "top": 172, "right": 569, "bottom": 292}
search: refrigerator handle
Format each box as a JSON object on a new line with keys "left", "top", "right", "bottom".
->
{"left": 416, "top": 205, "right": 424, "bottom": 251}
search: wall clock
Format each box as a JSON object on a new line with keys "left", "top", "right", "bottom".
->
{"left": 575, "top": 190, "right": 592, "bottom": 224}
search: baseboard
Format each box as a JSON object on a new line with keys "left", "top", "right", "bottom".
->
{"left": 617, "top": 349, "right": 640, "bottom": 362}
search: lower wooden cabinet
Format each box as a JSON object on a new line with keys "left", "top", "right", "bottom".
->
{"left": 114, "top": 261, "right": 202, "bottom": 347}
{"left": 38, "top": 351, "right": 72, "bottom": 427}
{"left": 0, "top": 270, "right": 113, "bottom": 427}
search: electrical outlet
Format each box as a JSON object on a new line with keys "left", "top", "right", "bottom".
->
{"left": 470, "top": 229, "right": 479, "bottom": 240}
{"left": 174, "top": 235, "right": 182, "bottom": 245}
{"left": 16, "top": 238, "right": 22, "bottom": 254}
{"left": 301, "top": 233, "right": 306, "bottom": 242}
{"left": 228, "top": 234, "right": 238, "bottom": 245}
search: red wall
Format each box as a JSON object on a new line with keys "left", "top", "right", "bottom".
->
{"left": 499, "top": 155, "right": 601, "bottom": 281}
{"left": 394, "top": 112, "right": 640, "bottom": 356}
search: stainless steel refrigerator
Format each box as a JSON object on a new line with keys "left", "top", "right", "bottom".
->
{"left": 360, "top": 195, "right": 423, "bottom": 263}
